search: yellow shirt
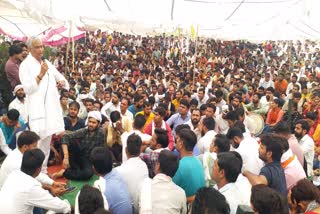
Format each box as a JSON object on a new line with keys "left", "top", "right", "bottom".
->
{"left": 172, "top": 99, "right": 180, "bottom": 111}
{"left": 136, "top": 111, "right": 155, "bottom": 130}
{"left": 301, "top": 93, "right": 312, "bottom": 102}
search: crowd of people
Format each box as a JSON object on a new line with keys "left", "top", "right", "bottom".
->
{"left": 0, "top": 30, "right": 320, "bottom": 213}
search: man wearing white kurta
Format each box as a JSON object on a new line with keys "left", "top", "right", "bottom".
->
{"left": 0, "top": 149, "right": 70, "bottom": 214}
{"left": 19, "top": 36, "right": 69, "bottom": 173}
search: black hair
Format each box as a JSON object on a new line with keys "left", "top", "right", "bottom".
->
{"left": 272, "top": 121, "right": 290, "bottom": 134}
{"left": 234, "top": 107, "right": 245, "bottom": 118}
{"left": 154, "top": 128, "right": 169, "bottom": 148}
{"left": 214, "top": 134, "right": 230, "bottom": 153}
{"left": 215, "top": 90, "right": 224, "bottom": 98}
{"left": 154, "top": 106, "right": 166, "bottom": 118}
{"left": 260, "top": 134, "right": 284, "bottom": 162}
{"left": 206, "top": 103, "right": 216, "bottom": 113}
{"left": 179, "top": 99, "right": 190, "bottom": 109}
{"left": 190, "top": 98, "right": 199, "bottom": 107}
{"left": 69, "top": 101, "right": 80, "bottom": 110}
{"left": 191, "top": 187, "right": 230, "bottom": 214}
{"left": 90, "top": 147, "right": 113, "bottom": 175}
{"left": 202, "top": 117, "right": 215, "bottom": 131}
{"left": 217, "top": 152, "right": 242, "bottom": 183}
{"left": 9, "top": 44, "right": 22, "bottom": 57}
{"left": 291, "top": 179, "right": 320, "bottom": 205}
{"left": 200, "top": 104, "right": 207, "bottom": 112}
{"left": 225, "top": 110, "right": 237, "bottom": 121}
{"left": 133, "top": 114, "right": 146, "bottom": 130}
{"left": 94, "top": 101, "right": 103, "bottom": 110}
{"left": 266, "top": 87, "right": 275, "bottom": 94}
{"left": 183, "top": 91, "right": 191, "bottom": 98}
{"left": 232, "top": 121, "right": 246, "bottom": 133}
{"left": 17, "top": 131, "right": 40, "bottom": 148}
{"left": 295, "top": 119, "right": 310, "bottom": 133}
{"left": 175, "top": 124, "right": 191, "bottom": 136}
{"left": 85, "top": 98, "right": 95, "bottom": 105}
{"left": 251, "top": 184, "right": 289, "bottom": 214}
{"left": 143, "top": 101, "right": 151, "bottom": 108}
{"left": 7, "top": 109, "right": 20, "bottom": 121}
{"left": 21, "top": 149, "right": 45, "bottom": 176}
{"left": 133, "top": 94, "right": 143, "bottom": 103}
{"left": 121, "top": 97, "right": 131, "bottom": 106}
{"left": 158, "top": 150, "right": 179, "bottom": 177}
{"left": 226, "top": 127, "right": 243, "bottom": 140}
{"left": 78, "top": 185, "right": 105, "bottom": 214}
{"left": 126, "top": 133, "right": 142, "bottom": 156}
{"left": 177, "top": 128, "right": 197, "bottom": 151}
{"left": 110, "top": 111, "right": 121, "bottom": 123}
{"left": 113, "top": 91, "right": 122, "bottom": 99}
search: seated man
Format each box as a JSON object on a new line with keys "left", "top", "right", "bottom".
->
{"left": 212, "top": 152, "right": 251, "bottom": 214}
{"left": 53, "top": 111, "right": 105, "bottom": 180}
{"left": 173, "top": 128, "right": 205, "bottom": 203}
{"left": 0, "top": 149, "right": 71, "bottom": 213}
{"left": 0, "top": 131, "right": 65, "bottom": 195}
{"left": 140, "top": 150, "right": 187, "bottom": 213}
{"left": 140, "top": 128, "right": 169, "bottom": 178}
{"left": 90, "top": 147, "right": 132, "bottom": 214}
{"left": 64, "top": 101, "right": 85, "bottom": 132}
{"left": 144, "top": 106, "right": 174, "bottom": 150}
{"left": 0, "top": 109, "right": 24, "bottom": 155}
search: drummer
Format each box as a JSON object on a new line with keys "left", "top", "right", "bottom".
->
{"left": 244, "top": 92, "right": 267, "bottom": 117}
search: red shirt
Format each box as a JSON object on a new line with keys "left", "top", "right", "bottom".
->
{"left": 144, "top": 121, "right": 174, "bottom": 150}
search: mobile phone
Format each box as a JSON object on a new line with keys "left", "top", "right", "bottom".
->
{"left": 65, "top": 186, "right": 77, "bottom": 194}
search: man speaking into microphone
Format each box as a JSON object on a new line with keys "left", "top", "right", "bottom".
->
{"left": 19, "top": 36, "right": 69, "bottom": 173}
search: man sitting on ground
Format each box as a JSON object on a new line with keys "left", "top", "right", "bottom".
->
{"left": 53, "top": 111, "right": 105, "bottom": 180}
{"left": 0, "top": 149, "right": 71, "bottom": 213}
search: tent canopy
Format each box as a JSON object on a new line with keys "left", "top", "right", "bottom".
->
{"left": 2, "top": 0, "right": 320, "bottom": 41}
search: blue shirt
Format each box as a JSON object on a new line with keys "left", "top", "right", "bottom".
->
{"left": 0, "top": 118, "right": 24, "bottom": 145}
{"left": 260, "top": 161, "right": 287, "bottom": 196}
{"left": 166, "top": 113, "right": 191, "bottom": 136}
{"left": 104, "top": 170, "right": 133, "bottom": 214}
{"left": 128, "top": 105, "right": 142, "bottom": 118}
{"left": 173, "top": 156, "right": 205, "bottom": 197}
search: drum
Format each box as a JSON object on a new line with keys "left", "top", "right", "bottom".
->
{"left": 246, "top": 113, "right": 265, "bottom": 136}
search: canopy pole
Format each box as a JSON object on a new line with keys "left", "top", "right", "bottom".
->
{"left": 65, "top": 20, "right": 72, "bottom": 75}
{"left": 72, "top": 21, "right": 75, "bottom": 73}
{"left": 193, "top": 24, "right": 199, "bottom": 87}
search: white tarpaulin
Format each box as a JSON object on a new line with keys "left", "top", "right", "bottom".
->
{"left": 2, "top": 0, "right": 320, "bottom": 41}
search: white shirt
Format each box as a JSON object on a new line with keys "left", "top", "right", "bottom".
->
{"left": 235, "top": 137, "right": 264, "bottom": 175}
{"left": 8, "top": 98, "right": 28, "bottom": 123}
{"left": 197, "top": 130, "right": 217, "bottom": 154}
{"left": 0, "top": 170, "right": 70, "bottom": 214}
{"left": 121, "top": 130, "right": 152, "bottom": 162}
{"left": 140, "top": 173, "right": 187, "bottom": 214}
{"left": 235, "top": 174, "right": 252, "bottom": 207}
{"left": 259, "top": 79, "right": 274, "bottom": 89}
{"left": 19, "top": 55, "right": 68, "bottom": 139}
{"left": 121, "top": 110, "right": 134, "bottom": 121}
{"left": 74, "top": 177, "right": 109, "bottom": 214}
{"left": 115, "top": 157, "right": 149, "bottom": 213}
{"left": 0, "top": 129, "right": 11, "bottom": 155}
{"left": 0, "top": 148, "right": 54, "bottom": 189}
{"left": 286, "top": 82, "right": 301, "bottom": 95}
{"left": 101, "top": 101, "right": 120, "bottom": 118}
{"left": 218, "top": 183, "right": 248, "bottom": 214}
{"left": 185, "top": 120, "right": 201, "bottom": 142}
{"left": 299, "top": 134, "right": 315, "bottom": 176}
{"left": 215, "top": 114, "right": 229, "bottom": 134}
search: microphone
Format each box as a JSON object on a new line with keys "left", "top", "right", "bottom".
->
{"left": 41, "top": 56, "right": 49, "bottom": 76}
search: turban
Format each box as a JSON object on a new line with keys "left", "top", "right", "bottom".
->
{"left": 86, "top": 111, "right": 102, "bottom": 124}
{"left": 13, "top": 85, "right": 23, "bottom": 94}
